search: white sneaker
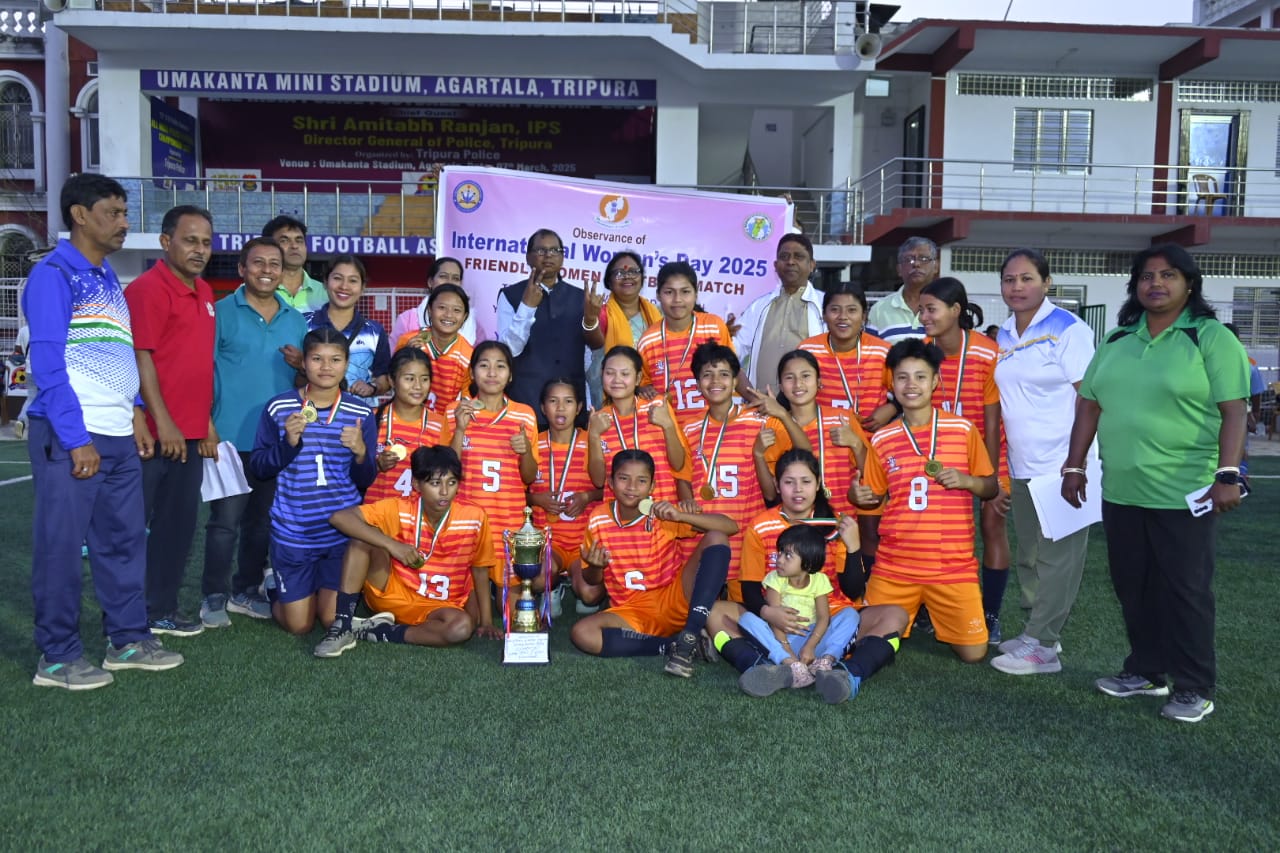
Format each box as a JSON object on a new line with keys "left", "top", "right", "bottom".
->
{"left": 990, "top": 641, "right": 1062, "bottom": 675}
{"left": 996, "top": 633, "right": 1062, "bottom": 655}
{"left": 543, "top": 585, "right": 566, "bottom": 620}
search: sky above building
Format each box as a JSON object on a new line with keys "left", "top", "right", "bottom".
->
{"left": 889, "top": 0, "right": 1196, "bottom": 26}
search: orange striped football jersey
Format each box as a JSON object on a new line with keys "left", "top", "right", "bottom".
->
{"left": 359, "top": 497, "right": 494, "bottom": 607}
{"left": 530, "top": 429, "right": 599, "bottom": 556}
{"left": 365, "top": 405, "right": 452, "bottom": 503}
{"left": 583, "top": 502, "right": 694, "bottom": 607}
{"left": 798, "top": 331, "right": 890, "bottom": 416}
{"left": 636, "top": 314, "right": 734, "bottom": 428}
{"left": 737, "top": 507, "right": 855, "bottom": 613}
{"left": 681, "top": 407, "right": 767, "bottom": 572}
{"left": 596, "top": 398, "right": 692, "bottom": 504}
{"left": 764, "top": 406, "right": 868, "bottom": 519}
{"left": 397, "top": 330, "right": 473, "bottom": 416}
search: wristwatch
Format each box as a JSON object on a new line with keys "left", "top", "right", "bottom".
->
{"left": 1214, "top": 470, "right": 1241, "bottom": 486}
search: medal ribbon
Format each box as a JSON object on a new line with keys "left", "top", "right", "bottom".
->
{"left": 611, "top": 405, "right": 640, "bottom": 450}
{"left": 660, "top": 320, "right": 697, "bottom": 395}
{"left": 697, "top": 407, "right": 734, "bottom": 491}
{"left": 829, "top": 334, "right": 863, "bottom": 414}
{"left": 477, "top": 397, "right": 511, "bottom": 428}
{"left": 949, "top": 331, "right": 970, "bottom": 416}
{"left": 301, "top": 384, "right": 340, "bottom": 425}
{"left": 548, "top": 430, "right": 579, "bottom": 497}
{"left": 385, "top": 404, "right": 431, "bottom": 448}
{"left": 426, "top": 333, "right": 458, "bottom": 361}
{"left": 611, "top": 500, "right": 651, "bottom": 531}
{"left": 781, "top": 510, "right": 842, "bottom": 541}
{"left": 901, "top": 409, "right": 940, "bottom": 462}
{"left": 413, "top": 499, "right": 451, "bottom": 564}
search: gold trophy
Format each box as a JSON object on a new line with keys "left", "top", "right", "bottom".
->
{"left": 502, "top": 507, "right": 551, "bottom": 665}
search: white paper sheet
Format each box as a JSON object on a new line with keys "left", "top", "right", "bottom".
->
{"left": 201, "top": 441, "right": 251, "bottom": 502}
{"left": 1028, "top": 471, "right": 1101, "bottom": 541}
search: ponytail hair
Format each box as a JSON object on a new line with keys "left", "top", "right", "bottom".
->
{"left": 922, "top": 277, "right": 984, "bottom": 331}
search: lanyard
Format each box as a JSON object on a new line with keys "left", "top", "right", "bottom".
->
{"left": 697, "top": 407, "right": 734, "bottom": 487}
{"left": 300, "top": 385, "right": 339, "bottom": 425}
{"left": 829, "top": 334, "right": 863, "bottom": 414}
{"left": 547, "top": 430, "right": 579, "bottom": 495}
{"left": 477, "top": 397, "right": 511, "bottom": 428}
{"left": 427, "top": 333, "right": 459, "bottom": 361}
{"left": 384, "top": 405, "right": 431, "bottom": 447}
{"left": 612, "top": 404, "right": 641, "bottom": 450}
{"left": 413, "top": 500, "right": 451, "bottom": 562}
{"left": 902, "top": 409, "right": 940, "bottom": 461}
{"left": 660, "top": 319, "right": 697, "bottom": 394}
{"left": 949, "top": 331, "right": 970, "bottom": 416}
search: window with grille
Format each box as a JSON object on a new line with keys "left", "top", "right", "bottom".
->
{"left": 958, "top": 74, "right": 1152, "bottom": 101}
{"left": 0, "top": 82, "right": 34, "bottom": 171}
{"left": 84, "top": 91, "right": 100, "bottom": 172}
{"left": 1178, "top": 80, "right": 1280, "bottom": 103}
{"left": 1232, "top": 287, "right": 1280, "bottom": 349}
{"left": 0, "top": 232, "right": 35, "bottom": 279}
{"left": 1013, "top": 108, "right": 1092, "bottom": 174}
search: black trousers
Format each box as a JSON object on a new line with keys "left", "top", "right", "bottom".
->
{"left": 1101, "top": 501, "right": 1217, "bottom": 697}
{"left": 202, "top": 450, "right": 277, "bottom": 597}
{"left": 142, "top": 440, "right": 204, "bottom": 618}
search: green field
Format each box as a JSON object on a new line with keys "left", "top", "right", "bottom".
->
{"left": 1, "top": 438, "right": 1278, "bottom": 850}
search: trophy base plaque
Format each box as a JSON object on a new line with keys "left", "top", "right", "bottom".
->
{"left": 503, "top": 631, "right": 550, "bottom": 665}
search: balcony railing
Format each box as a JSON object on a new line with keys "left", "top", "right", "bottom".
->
{"left": 86, "top": 1, "right": 871, "bottom": 56}
{"left": 115, "top": 175, "right": 860, "bottom": 246}
{"left": 853, "top": 157, "right": 1280, "bottom": 223}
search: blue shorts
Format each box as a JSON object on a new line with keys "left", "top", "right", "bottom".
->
{"left": 269, "top": 541, "right": 345, "bottom": 604}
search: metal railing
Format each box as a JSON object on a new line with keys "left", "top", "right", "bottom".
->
{"left": 86, "top": 0, "right": 872, "bottom": 56}
{"left": 852, "top": 156, "right": 1280, "bottom": 222}
{"left": 117, "top": 175, "right": 862, "bottom": 245}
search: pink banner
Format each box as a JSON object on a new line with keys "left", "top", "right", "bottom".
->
{"left": 436, "top": 166, "right": 791, "bottom": 334}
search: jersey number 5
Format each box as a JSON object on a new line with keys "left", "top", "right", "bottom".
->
{"left": 482, "top": 459, "right": 501, "bottom": 493}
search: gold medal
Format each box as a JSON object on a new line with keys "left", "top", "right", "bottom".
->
{"left": 409, "top": 550, "right": 427, "bottom": 569}
{"left": 388, "top": 444, "right": 408, "bottom": 461}
{"left": 699, "top": 484, "right": 716, "bottom": 501}
{"left": 822, "top": 485, "right": 833, "bottom": 499}
{"left": 301, "top": 404, "right": 318, "bottom": 423}
{"left": 925, "top": 459, "right": 943, "bottom": 477}
{"left": 637, "top": 497, "right": 654, "bottom": 516}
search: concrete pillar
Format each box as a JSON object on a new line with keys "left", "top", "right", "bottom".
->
{"left": 43, "top": 22, "right": 70, "bottom": 242}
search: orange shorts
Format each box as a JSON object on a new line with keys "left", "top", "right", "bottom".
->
{"left": 550, "top": 540, "right": 580, "bottom": 572}
{"left": 864, "top": 574, "right": 987, "bottom": 645}
{"left": 363, "top": 577, "right": 466, "bottom": 627}
{"left": 606, "top": 581, "right": 689, "bottom": 638}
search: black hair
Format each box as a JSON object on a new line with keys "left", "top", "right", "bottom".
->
{"left": 427, "top": 282, "right": 470, "bottom": 318}
{"left": 160, "top": 205, "right": 213, "bottom": 237}
{"left": 691, "top": 341, "right": 740, "bottom": 379}
{"left": 921, "top": 277, "right": 984, "bottom": 331}
{"left": 657, "top": 260, "right": 698, "bottom": 290}
{"left": 325, "top": 254, "right": 366, "bottom": 285}
{"left": 376, "top": 347, "right": 434, "bottom": 426}
{"left": 611, "top": 448, "right": 655, "bottom": 479}
{"left": 1117, "top": 243, "right": 1216, "bottom": 327}
{"left": 61, "top": 173, "right": 128, "bottom": 231}
{"left": 604, "top": 251, "right": 644, "bottom": 293}
{"left": 778, "top": 232, "right": 814, "bottom": 258}
{"left": 468, "top": 340, "right": 515, "bottom": 396}
{"left": 526, "top": 228, "right": 564, "bottom": 251}
{"left": 885, "top": 338, "right": 943, "bottom": 374}
{"left": 774, "top": 448, "right": 835, "bottom": 519}
{"left": 238, "top": 237, "right": 282, "bottom": 268}
{"left": 302, "top": 327, "right": 351, "bottom": 359}
{"left": 822, "top": 282, "right": 869, "bottom": 314}
{"left": 410, "top": 445, "right": 463, "bottom": 482}
{"left": 262, "top": 215, "right": 307, "bottom": 238}
{"left": 602, "top": 345, "right": 644, "bottom": 375}
{"left": 428, "top": 256, "right": 464, "bottom": 283}
{"left": 776, "top": 525, "right": 827, "bottom": 575}
{"left": 1000, "top": 248, "right": 1050, "bottom": 280}
{"left": 539, "top": 377, "right": 580, "bottom": 405}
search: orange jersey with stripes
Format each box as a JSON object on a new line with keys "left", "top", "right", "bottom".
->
{"left": 925, "top": 332, "right": 1008, "bottom": 480}
{"left": 359, "top": 497, "right": 494, "bottom": 606}
{"left": 862, "top": 413, "right": 994, "bottom": 584}
{"left": 798, "top": 332, "right": 891, "bottom": 416}
{"left": 583, "top": 502, "right": 694, "bottom": 607}
{"left": 446, "top": 398, "right": 541, "bottom": 581}
{"left": 764, "top": 407, "right": 868, "bottom": 518}
{"left": 681, "top": 408, "right": 767, "bottom": 573}
{"left": 365, "top": 405, "right": 452, "bottom": 503}
{"left": 596, "top": 398, "right": 692, "bottom": 504}
{"left": 530, "top": 430, "right": 599, "bottom": 552}
{"left": 636, "top": 314, "right": 734, "bottom": 427}
{"left": 738, "top": 507, "right": 854, "bottom": 613}
{"left": 396, "top": 330, "right": 473, "bottom": 416}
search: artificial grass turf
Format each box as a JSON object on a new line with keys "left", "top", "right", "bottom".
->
{"left": 1, "top": 439, "right": 1277, "bottom": 850}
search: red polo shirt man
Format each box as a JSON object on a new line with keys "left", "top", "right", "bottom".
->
{"left": 125, "top": 205, "right": 216, "bottom": 636}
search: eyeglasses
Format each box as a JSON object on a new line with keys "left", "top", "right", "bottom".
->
{"left": 611, "top": 267, "right": 642, "bottom": 280}
{"left": 900, "top": 255, "right": 935, "bottom": 266}
{"left": 532, "top": 247, "right": 564, "bottom": 257}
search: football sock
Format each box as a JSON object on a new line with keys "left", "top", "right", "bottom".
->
{"left": 335, "top": 591, "right": 360, "bottom": 630}
{"left": 684, "top": 544, "right": 730, "bottom": 635}
{"left": 599, "top": 628, "right": 668, "bottom": 658}
{"left": 981, "top": 566, "right": 1009, "bottom": 615}
{"left": 365, "top": 623, "right": 408, "bottom": 644}
{"left": 845, "top": 633, "right": 899, "bottom": 680}
{"left": 717, "top": 637, "right": 764, "bottom": 674}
